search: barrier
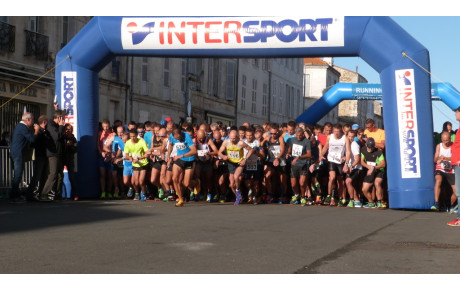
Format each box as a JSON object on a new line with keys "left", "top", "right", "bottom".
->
{"left": 0, "top": 146, "right": 34, "bottom": 198}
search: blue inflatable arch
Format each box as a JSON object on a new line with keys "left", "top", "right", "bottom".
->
{"left": 298, "top": 82, "right": 460, "bottom": 125}
{"left": 56, "top": 16, "right": 433, "bottom": 209}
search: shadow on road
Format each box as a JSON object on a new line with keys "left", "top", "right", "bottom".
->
{"left": 0, "top": 200, "right": 150, "bottom": 235}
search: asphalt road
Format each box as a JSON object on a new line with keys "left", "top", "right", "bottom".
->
{"left": 0, "top": 199, "right": 458, "bottom": 274}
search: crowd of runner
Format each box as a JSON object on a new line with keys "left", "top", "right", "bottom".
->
{"left": 92, "top": 117, "right": 400, "bottom": 209}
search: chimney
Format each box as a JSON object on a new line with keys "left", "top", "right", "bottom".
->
{"left": 323, "top": 57, "right": 333, "bottom": 66}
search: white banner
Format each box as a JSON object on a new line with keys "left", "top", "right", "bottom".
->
{"left": 121, "top": 17, "right": 345, "bottom": 50}
{"left": 61, "top": 71, "right": 78, "bottom": 139}
{"left": 395, "top": 69, "right": 421, "bottom": 178}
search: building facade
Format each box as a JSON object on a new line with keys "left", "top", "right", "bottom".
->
{"left": 0, "top": 17, "right": 305, "bottom": 134}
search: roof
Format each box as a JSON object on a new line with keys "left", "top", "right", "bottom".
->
{"left": 303, "top": 58, "right": 328, "bottom": 65}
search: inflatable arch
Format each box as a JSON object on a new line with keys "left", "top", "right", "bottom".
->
{"left": 56, "top": 16, "right": 433, "bottom": 209}
{"left": 297, "top": 82, "right": 460, "bottom": 125}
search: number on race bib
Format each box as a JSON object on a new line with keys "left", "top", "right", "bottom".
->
{"left": 292, "top": 144, "right": 303, "bottom": 157}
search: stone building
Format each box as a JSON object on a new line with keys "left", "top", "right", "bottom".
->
{"left": 0, "top": 16, "right": 304, "bottom": 135}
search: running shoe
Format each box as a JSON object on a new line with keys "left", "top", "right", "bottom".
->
{"left": 450, "top": 205, "right": 458, "bottom": 214}
{"left": 213, "top": 194, "right": 219, "bottom": 202}
{"left": 113, "top": 188, "right": 119, "bottom": 199}
{"left": 194, "top": 179, "right": 201, "bottom": 195}
{"left": 175, "top": 200, "right": 185, "bottom": 207}
{"left": 337, "top": 199, "right": 345, "bottom": 207}
{"left": 290, "top": 195, "right": 298, "bottom": 204}
{"left": 306, "top": 197, "right": 313, "bottom": 206}
{"left": 248, "top": 197, "right": 253, "bottom": 204}
{"left": 376, "top": 201, "right": 384, "bottom": 209}
{"left": 323, "top": 195, "right": 331, "bottom": 205}
{"left": 354, "top": 201, "right": 363, "bottom": 208}
{"left": 315, "top": 195, "right": 322, "bottom": 204}
{"left": 107, "top": 193, "right": 113, "bottom": 199}
{"left": 206, "top": 193, "right": 212, "bottom": 203}
{"left": 194, "top": 193, "right": 202, "bottom": 202}
{"left": 363, "top": 202, "right": 376, "bottom": 208}
{"left": 301, "top": 197, "right": 307, "bottom": 206}
{"left": 189, "top": 192, "right": 195, "bottom": 201}
{"left": 330, "top": 198, "right": 336, "bottom": 207}
{"left": 347, "top": 200, "right": 354, "bottom": 208}
{"left": 100, "top": 192, "right": 106, "bottom": 199}
{"left": 430, "top": 204, "right": 439, "bottom": 211}
{"left": 219, "top": 194, "right": 226, "bottom": 203}
{"left": 133, "top": 193, "right": 140, "bottom": 201}
{"left": 158, "top": 188, "right": 165, "bottom": 199}
{"left": 447, "top": 218, "right": 460, "bottom": 226}
{"left": 163, "top": 195, "right": 172, "bottom": 202}
{"left": 140, "top": 191, "right": 146, "bottom": 202}
{"left": 127, "top": 187, "right": 134, "bottom": 198}
{"left": 234, "top": 190, "right": 242, "bottom": 205}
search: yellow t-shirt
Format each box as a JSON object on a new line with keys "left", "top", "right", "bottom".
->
{"left": 124, "top": 138, "right": 149, "bottom": 167}
{"left": 364, "top": 128, "right": 385, "bottom": 147}
{"left": 227, "top": 143, "right": 244, "bottom": 164}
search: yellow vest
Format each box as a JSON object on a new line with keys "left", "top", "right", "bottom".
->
{"left": 227, "top": 143, "right": 244, "bottom": 163}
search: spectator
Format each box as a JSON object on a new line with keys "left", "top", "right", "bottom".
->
{"left": 62, "top": 123, "right": 78, "bottom": 200}
{"left": 9, "top": 112, "right": 40, "bottom": 203}
{"left": 40, "top": 110, "right": 66, "bottom": 201}
{"left": 448, "top": 108, "right": 460, "bottom": 226}
{"left": 27, "top": 115, "right": 51, "bottom": 200}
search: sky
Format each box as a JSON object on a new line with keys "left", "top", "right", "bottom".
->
{"left": 333, "top": 16, "right": 460, "bottom": 132}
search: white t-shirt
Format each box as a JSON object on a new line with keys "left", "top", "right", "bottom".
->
{"left": 350, "top": 141, "right": 363, "bottom": 170}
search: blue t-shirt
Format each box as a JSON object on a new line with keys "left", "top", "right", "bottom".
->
{"left": 112, "top": 136, "right": 132, "bottom": 167}
{"left": 143, "top": 131, "right": 153, "bottom": 149}
{"left": 284, "top": 132, "right": 296, "bottom": 143}
{"left": 169, "top": 132, "right": 195, "bottom": 162}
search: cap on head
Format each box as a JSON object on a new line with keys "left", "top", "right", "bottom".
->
{"left": 351, "top": 124, "right": 359, "bottom": 130}
{"left": 164, "top": 117, "right": 172, "bottom": 122}
{"left": 160, "top": 119, "right": 167, "bottom": 126}
{"left": 366, "top": 137, "right": 376, "bottom": 148}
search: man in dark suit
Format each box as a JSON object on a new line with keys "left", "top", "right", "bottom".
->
{"left": 10, "top": 112, "right": 40, "bottom": 203}
{"left": 40, "top": 110, "right": 66, "bottom": 201}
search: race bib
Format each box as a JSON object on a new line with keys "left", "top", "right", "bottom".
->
{"left": 198, "top": 150, "right": 208, "bottom": 157}
{"left": 246, "top": 159, "right": 258, "bottom": 171}
{"left": 367, "top": 161, "right": 376, "bottom": 166}
{"left": 441, "top": 160, "right": 452, "bottom": 170}
{"left": 269, "top": 145, "right": 280, "bottom": 159}
{"left": 292, "top": 144, "right": 303, "bottom": 157}
{"left": 175, "top": 142, "right": 186, "bottom": 151}
{"left": 228, "top": 151, "right": 240, "bottom": 160}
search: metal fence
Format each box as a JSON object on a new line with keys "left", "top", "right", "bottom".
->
{"left": 0, "top": 146, "right": 34, "bottom": 198}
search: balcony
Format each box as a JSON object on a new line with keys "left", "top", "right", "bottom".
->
{"left": 0, "top": 21, "right": 15, "bottom": 52}
{"left": 24, "top": 30, "right": 48, "bottom": 61}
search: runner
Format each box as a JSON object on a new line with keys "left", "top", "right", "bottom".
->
{"left": 150, "top": 127, "right": 166, "bottom": 200}
{"left": 319, "top": 123, "right": 351, "bottom": 206}
{"left": 262, "top": 123, "right": 287, "bottom": 204}
{"left": 167, "top": 127, "right": 199, "bottom": 207}
{"left": 432, "top": 131, "right": 456, "bottom": 211}
{"left": 124, "top": 129, "right": 151, "bottom": 202}
{"left": 218, "top": 129, "right": 253, "bottom": 205}
{"left": 195, "top": 129, "right": 219, "bottom": 202}
{"left": 243, "top": 127, "right": 265, "bottom": 205}
{"left": 344, "top": 130, "right": 364, "bottom": 207}
{"left": 360, "top": 138, "right": 386, "bottom": 209}
{"left": 212, "top": 129, "right": 229, "bottom": 203}
{"left": 98, "top": 119, "right": 115, "bottom": 199}
{"left": 110, "top": 125, "right": 125, "bottom": 198}
{"left": 286, "top": 127, "right": 311, "bottom": 206}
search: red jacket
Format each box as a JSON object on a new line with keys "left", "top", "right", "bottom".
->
{"left": 451, "top": 127, "right": 460, "bottom": 166}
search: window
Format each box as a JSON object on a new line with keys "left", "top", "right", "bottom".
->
{"left": 163, "top": 58, "right": 170, "bottom": 88}
{"left": 262, "top": 83, "right": 268, "bottom": 116}
{"left": 141, "top": 57, "right": 149, "bottom": 95}
{"left": 304, "top": 74, "right": 310, "bottom": 97}
{"left": 62, "top": 16, "right": 69, "bottom": 47}
{"left": 252, "top": 58, "right": 258, "bottom": 67}
{"left": 241, "top": 75, "right": 246, "bottom": 111}
{"left": 272, "top": 80, "right": 277, "bottom": 110}
{"left": 226, "top": 60, "right": 235, "bottom": 100}
{"left": 208, "top": 58, "right": 220, "bottom": 97}
{"left": 279, "top": 82, "right": 283, "bottom": 114}
{"left": 181, "top": 59, "right": 186, "bottom": 92}
{"left": 251, "top": 79, "right": 257, "bottom": 114}
{"left": 29, "top": 16, "right": 39, "bottom": 32}
{"left": 262, "top": 58, "right": 267, "bottom": 71}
